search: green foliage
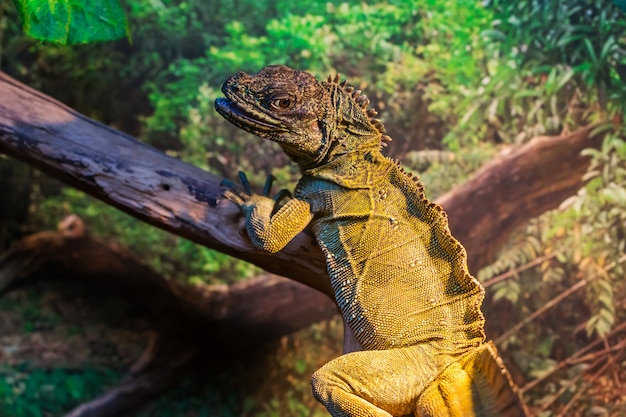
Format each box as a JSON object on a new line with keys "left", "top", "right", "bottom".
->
{"left": 479, "top": 235, "right": 543, "bottom": 282}
{"left": 143, "top": 0, "right": 501, "bottom": 162}
{"left": 248, "top": 318, "right": 343, "bottom": 417}
{"left": 479, "top": 128, "right": 626, "bottom": 407}
{"left": 0, "top": 365, "right": 120, "bottom": 417}
{"left": 441, "top": 0, "right": 626, "bottom": 149}
{"left": 135, "top": 370, "right": 248, "bottom": 417}
{"left": 489, "top": 0, "right": 626, "bottom": 108}
{"left": 3, "top": 0, "right": 626, "bottom": 414}
{"left": 564, "top": 130, "right": 626, "bottom": 337}
{"left": 13, "top": 0, "right": 128, "bottom": 44}
{"left": 0, "top": 157, "right": 32, "bottom": 249}
{"left": 478, "top": 235, "right": 547, "bottom": 305}
{"left": 478, "top": 127, "right": 626, "bottom": 373}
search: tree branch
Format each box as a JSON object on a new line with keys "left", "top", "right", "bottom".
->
{"left": 439, "top": 125, "right": 603, "bottom": 270}
{"left": 0, "top": 69, "right": 611, "bottom": 417}
{"left": 0, "top": 71, "right": 331, "bottom": 294}
{"left": 0, "top": 216, "right": 337, "bottom": 343}
{"left": 0, "top": 71, "right": 606, "bottom": 290}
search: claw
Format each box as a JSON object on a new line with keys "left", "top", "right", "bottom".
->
{"left": 273, "top": 188, "right": 292, "bottom": 205}
{"left": 238, "top": 171, "right": 253, "bottom": 195}
{"left": 220, "top": 178, "right": 243, "bottom": 206}
{"left": 223, "top": 171, "right": 291, "bottom": 209}
{"left": 263, "top": 175, "right": 277, "bottom": 197}
{"left": 219, "top": 178, "right": 237, "bottom": 192}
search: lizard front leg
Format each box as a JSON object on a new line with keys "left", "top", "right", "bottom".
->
{"left": 223, "top": 173, "right": 313, "bottom": 253}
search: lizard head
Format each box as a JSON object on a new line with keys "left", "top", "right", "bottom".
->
{"left": 215, "top": 65, "right": 390, "bottom": 169}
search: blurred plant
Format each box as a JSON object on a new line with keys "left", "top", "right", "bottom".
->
{"left": 476, "top": 125, "right": 626, "bottom": 412}
{"left": 0, "top": 365, "right": 121, "bottom": 417}
{"left": 564, "top": 128, "right": 626, "bottom": 337}
{"left": 488, "top": 0, "right": 626, "bottom": 109}
{"left": 12, "top": 0, "right": 128, "bottom": 44}
{"left": 440, "top": 0, "right": 626, "bottom": 150}
{"left": 482, "top": 127, "right": 626, "bottom": 319}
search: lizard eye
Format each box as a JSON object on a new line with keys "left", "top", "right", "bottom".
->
{"left": 268, "top": 97, "right": 294, "bottom": 111}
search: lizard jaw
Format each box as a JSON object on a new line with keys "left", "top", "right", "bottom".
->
{"left": 214, "top": 95, "right": 287, "bottom": 135}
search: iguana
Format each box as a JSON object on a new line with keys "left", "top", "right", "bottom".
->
{"left": 215, "top": 65, "right": 528, "bottom": 417}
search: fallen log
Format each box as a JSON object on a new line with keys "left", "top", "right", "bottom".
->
{"left": 0, "top": 215, "right": 337, "bottom": 417}
{"left": 0, "top": 72, "right": 605, "bottom": 293}
{"left": 0, "top": 70, "right": 609, "bottom": 416}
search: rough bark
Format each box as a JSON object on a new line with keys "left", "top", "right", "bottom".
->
{"left": 0, "top": 70, "right": 608, "bottom": 416}
{"left": 0, "top": 71, "right": 605, "bottom": 290}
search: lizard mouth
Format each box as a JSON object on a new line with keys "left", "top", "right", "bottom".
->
{"left": 215, "top": 92, "right": 286, "bottom": 134}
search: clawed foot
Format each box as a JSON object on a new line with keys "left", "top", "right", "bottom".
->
{"left": 220, "top": 171, "right": 291, "bottom": 207}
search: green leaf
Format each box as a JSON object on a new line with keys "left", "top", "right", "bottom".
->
{"left": 537, "top": 336, "right": 555, "bottom": 358}
{"left": 590, "top": 122, "right": 616, "bottom": 138}
{"left": 555, "top": 69, "right": 575, "bottom": 91}
{"left": 600, "top": 37, "right": 617, "bottom": 61}
{"left": 601, "top": 185, "right": 626, "bottom": 205}
{"left": 14, "top": 0, "right": 129, "bottom": 44}
{"left": 294, "top": 359, "right": 307, "bottom": 375}
{"left": 598, "top": 293, "right": 614, "bottom": 311}
{"left": 583, "top": 38, "right": 598, "bottom": 64}
{"left": 596, "top": 316, "right": 613, "bottom": 337}
{"left": 480, "top": 29, "right": 507, "bottom": 42}
{"left": 556, "top": 34, "right": 585, "bottom": 48}
{"left": 586, "top": 315, "right": 599, "bottom": 337}
{"left": 513, "top": 89, "right": 540, "bottom": 99}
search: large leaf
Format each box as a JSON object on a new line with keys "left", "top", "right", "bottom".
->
{"left": 14, "top": 0, "right": 129, "bottom": 44}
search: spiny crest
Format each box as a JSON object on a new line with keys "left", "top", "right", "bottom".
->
{"left": 396, "top": 162, "right": 426, "bottom": 198}
{"left": 326, "top": 73, "right": 393, "bottom": 147}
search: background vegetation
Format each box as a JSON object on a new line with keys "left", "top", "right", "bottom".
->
{"left": 1, "top": 0, "right": 626, "bottom": 415}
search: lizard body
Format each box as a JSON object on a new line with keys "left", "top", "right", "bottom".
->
{"left": 215, "top": 65, "right": 528, "bottom": 417}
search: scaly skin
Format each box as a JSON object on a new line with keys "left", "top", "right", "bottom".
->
{"left": 215, "top": 65, "right": 528, "bottom": 417}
